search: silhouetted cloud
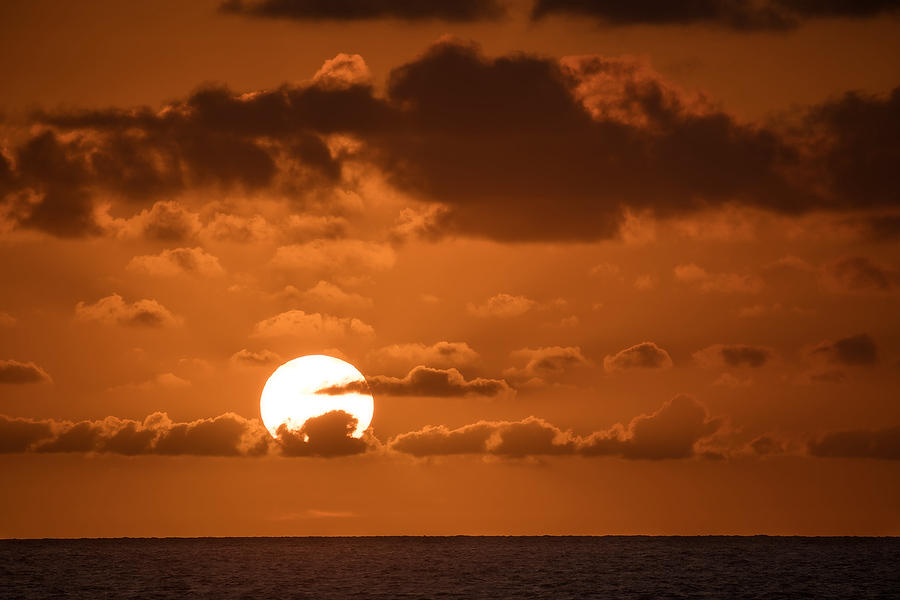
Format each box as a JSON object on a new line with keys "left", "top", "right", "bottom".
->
{"left": 581, "top": 394, "right": 722, "bottom": 459}
{"left": 8, "top": 41, "right": 900, "bottom": 240}
{"left": 276, "top": 410, "right": 370, "bottom": 457}
{"left": 220, "top": 0, "right": 507, "bottom": 21}
{"left": 604, "top": 341, "right": 673, "bottom": 371}
{"left": 809, "top": 426, "right": 900, "bottom": 459}
{"left": 0, "top": 359, "right": 52, "bottom": 384}
{"left": 0, "top": 412, "right": 270, "bottom": 456}
{"left": 531, "top": 0, "right": 900, "bottom": 30}
{"left": 390, "top": 394, "right": 721, "bottom": 459}
{"left": 693, "top": 344, "right": 772, "bottom": 368}
{"left": 811, "top": 333, "right": 878, "bottom": 366}
{"left": 75, "top": 294, "right": 180, "bottom": 328}
{"left": 320, "top": 366, "right": 512, "bottom": 398}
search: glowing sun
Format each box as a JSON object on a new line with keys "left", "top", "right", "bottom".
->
{"left": 259, "top": 355, "right": 373, "bottom": 439}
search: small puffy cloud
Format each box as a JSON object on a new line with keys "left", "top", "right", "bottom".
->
{"left": 823, "top": 256, "right": 897, "bottom": 292}
{"left": 581, "top": 395, "right": 722, "bottom": 460}
{"left": 127, "top": 247, "right": 224, "bottom": 277}
{"left": 273, "top": 240, "right": 395, "bottom": 273}
{"left": 299, "top": 281, "right": 373, "bottom": 311}
{"left": 505, "top": 346, "right": 589, "bottom": 384}
{"left": 276, "top": 410, "right": 370, "bottom": 457}
{"left": 369, "top": 341, "right": 479, "bottom": 370}
{"left": 1, "top": 412, "right": 270, "bottom": 456}
{"left": 75, "top": 294, "right": 180, "bottom": 328}
{"left": 811, "top": 333, "right": 878, "bottom": 366}
{"left": 467, "top": 293, "right": 537, "bottom": 318}
{"left": 323, "top": 366, "right": 511, "bottom": 398}
{"left": 230, "top": 348, "right": 282, "bottom": 367}
{"left": 604, "top": 342, "right": 673, "bottom": 372}
{"left": 589, "top": 262, "right": 622, "bottom": 280}
{"left": 808, "top": 426, "right": 900, "bottom": 460}
{"left": 693, "top": 344, "right": 772, "bottom": 368}
{"left": 0, "top": 359, "right": 52, "bottom": 384}
{"left": 312, "top": 53, "right": 372, "bottom": 90}
{"left": 252, "top": 309, "right": 374, "bottom": 338}
{"left": 674, "top": 263, "right": 762, "bottom": 293}
{"left": 390, "top": 205, "right": 450, "bottom": 242}
{"left": 203, "top": 212, "right": 272, "bottom": 242}
{"left": 109, "top": 201, "right": 202, "bottom": 242}
{"left": 633, "top": 274, "right": 656, "bottom": 291}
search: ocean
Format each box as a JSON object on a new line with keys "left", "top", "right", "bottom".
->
{"left": 1, "top": 536, "right": 898, "bottom": 598}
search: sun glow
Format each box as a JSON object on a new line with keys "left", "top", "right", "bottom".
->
{"left": 259, "top": 355, "right": 373, "bottom": 439}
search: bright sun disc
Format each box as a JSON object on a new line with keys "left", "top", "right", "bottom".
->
{"left": 259, "top": 355, "right": 373, "bottom": 439}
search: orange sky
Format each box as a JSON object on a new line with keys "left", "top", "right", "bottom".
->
{"left": 1, "top": 0, "right": 899, "bottom": 537}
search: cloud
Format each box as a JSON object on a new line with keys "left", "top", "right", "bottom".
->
{"left": 219, "top": 0, "right": 507, "bottom": 21}
{"left": 369, "top": 341, "right": 479, "bottom": 370}
{"left": 808, "top": 426, "right": 900, "bottom": 460}
{"left": 391, "top": 395, "right": 721, "bottom": 459}
{"left": 823, "top": 256, "right": 897, "bottom": 292}
{"left": 322, "top": 365, "right": 511, "bottom": 398}
{"left": 110, "top": 201, "right": 203, "bottom": 242}
{"left": 389, "top": 417, "right": 575, "bottom": 458}
{"left": 251, "top": 309, "right": 374, "bottom": 338}
{"left": 0, "top": 359, "right": 52, "bottom": 384}
{"left": 0, "top": 312, "right": 16, "bottom": 327}
{"left": 12, "top": 41, "right": 900, "bottom": 241}
{"left": 297, "top": 281, "right": 373, "bottom": 311}
{"left": 312, "top": 54, "right": 373, "bottom": 90}
{"left": 127, "top": 247, "right": 224, "bottom": 277}
{"left": 230, "top": 348, "right": 282, "bottom": 367}
{"left": 467, "top": 293, "right": 537, "bottom": 318}
{"left": 604, "top": 342, "right": 673, "bottom": 371}
{"left": 107, "top": 372, "right": 191, "bottom": 393}
{"left": 693, "top": 344, "right": 772, "bottom": 368}
{"left": 272, "top": 240, "right": 396, "bottom": 273}
{"left": 581, "top": 395, "right": 722, "bottom": 459}
{"left": 275, "top": 410, "right": 370, "bottom": 457}
{"left": 811, "top": 333, "right": 878, "bottom": 366}
{"left": 0, "top": 412, "right": 270, "bottom": 456}
{"left": 75, "top": 294, "right": 180, "bottom": 328}
{"left": 531, "top": 0, "right": 900, "bottom": 30}
{"left": 203, "top": 212, "right": 272, "bottom": 242}
{"left": 505, "top": 346, "right": 590, "bottom": 384}
{"left": 674, "top": 263, "right": 762, "bottom": 293}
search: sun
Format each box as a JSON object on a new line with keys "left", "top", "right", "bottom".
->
{"left": 259, "top": 355, "right": 373, "bottom": 439}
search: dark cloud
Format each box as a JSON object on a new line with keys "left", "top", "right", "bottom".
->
{"left": 0, "top": 412, "right": 270, "bottom": 456}
{"left": 749, "top": 435, "right": 785, "bottom": 456}
{"left": 531, "top": 0, "right": 900, "bottom": 30}
{"left": 276, "top": 410, "right": 370, "bottom": 457}
{"left": 808, "top": 87, "right": 900, "bottom": 210}
{"left": 7, "top": 40, "right": 900, "bottom": 241}
{"left": 862, "top": 214, "right": 900, "bottom": 241}
{"left": 809, "top": 426, "right": 900, "bottom": 460}
{"left": 220, "top": 0, "right": 506, "bottom": 21}
{"left": 811, "top": 333, "right": 878, "bottom": 366}
{"left": 230, "top": 348, "right": 282, "bottom": 367}
{"left": 693, "top": 344, "right": 772, "bottom": 368}
{"left": 75, "top": 294, "right": 180, "bottom": 328}
{"left": 0, "top": 359, "right": 52, "bottom": 384}
{"left": 582, "top": 394, "right": 722, "bottom": 459}
{"left": 0, "top": 415, "right": 53, "bottom": 453}
{"left": 604, "top": 341, "right": 673, "bottom": 371}
{"left": 321, "top": 366, "right": 511, "bottom": 397}
{"left": 824, "top": 256, "right": 897, "bottom": 292}
{"left": 391, "top": 395, "right": 721, "bottom": 460}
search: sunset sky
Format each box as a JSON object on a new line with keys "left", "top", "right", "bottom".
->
{"left": 2, "top": 0, "right": 899, "bottom": 538}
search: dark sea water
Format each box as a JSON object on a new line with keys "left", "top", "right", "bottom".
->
{"left": 1, "top": 537, "right": 898, "bottom": 599}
